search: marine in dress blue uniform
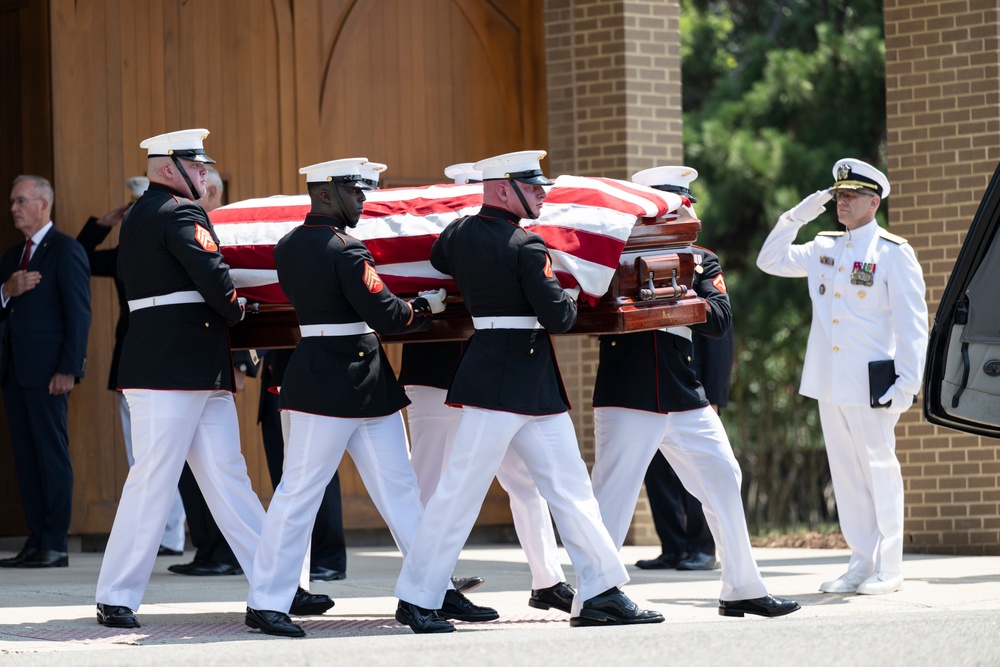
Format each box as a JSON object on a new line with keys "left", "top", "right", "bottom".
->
{"left": 757, "top": 158, "right": 928, "bottom": 596}
{"left": 398, "top": 163, "right": 572, "bottom": 612}
{"left": 95, "top": 129, "right": 331, "bottom": 630}
{"left": 244, "top": 158, "right": 449, "bottom": 638}
{"left": 394, "top": 151, "right": 663, "bottom": 633}
{"left": 590, "top": 165, "right": 800, "bottom": 619}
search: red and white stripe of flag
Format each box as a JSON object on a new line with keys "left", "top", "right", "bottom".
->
{"left": 211, "top": 175, "right": 682, "bottom": 306}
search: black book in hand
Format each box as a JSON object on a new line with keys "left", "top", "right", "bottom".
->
{"left": 869, "top": 359, "right": 898, "bottom": 408}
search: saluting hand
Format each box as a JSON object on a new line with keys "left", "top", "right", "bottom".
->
{"left": 3, "top": 270, "right": 42, "bottom": 299}
{"left": 96, "top": 204, "right": 131, "bottom": 228}
{"left": 788, "top": 189, "right": 833, "bottom": 224}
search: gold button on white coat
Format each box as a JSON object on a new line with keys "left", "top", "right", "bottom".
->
{"left": 833, "top": 319, "right": 839, "bottom": 324}
{"left": 835, "top": 293, "right": 841, "bottom": 298}
{"left": 858, "top": 290, "right": 867, "bottom": 298}
{"left": 833, "top": 346, "right": 840, "bottom": 352}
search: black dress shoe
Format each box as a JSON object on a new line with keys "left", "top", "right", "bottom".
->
{"left": 570, "top": 588, "right": 665, "bottom": 627}
{"left": 450, "top": 576, "right": 484, "bottom": 594}
{"left": 635, "top": 552, "right": 686, "bottom": 570}
{"left": 676, "top": 552, "right": 719, "bottom": 571}
{"left": 157, "top": 546, "right": 183, "bottom": 557}
{"left": 309, "top": 565, "right": 346, "bottom": 582}
{"left": 96, "top": 603, "right": 140, "bottom": 628}
{"left": 168, "top": 559, "right": 199, "bottom": 575}
{"left": 19, "top": 549, "right": 68, "bottom": 568}
{"left": 528, "top": 581, "right": 575, "bottom": 614}
{"left": 395, "top": 600, "right": 455, "bottom": 634}
{"left": 438, "top": 588, "right": 499, "bottom": 622}
{"left": 289, "top": 587, "right": 335, "bottom": 615}
{"left": 245, "top": 607, "right": 305, "bottom": 637}
{"left": 0, "top": 545, "right": 37, "bottom": 568}
{"left": 719, "top": 594, "right": 801, "bottom": 618}
{"left": 186, "top": 560, "right": 243, "bottom": 576}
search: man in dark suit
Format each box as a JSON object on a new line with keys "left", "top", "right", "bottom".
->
{"left": 0, "top": 174, "right": 91, "bottom": 569}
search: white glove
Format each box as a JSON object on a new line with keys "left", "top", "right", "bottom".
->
{"left": 563, "top": 286, "right": 581, "bottom": 302}
{"left": 787, "top": 189, "right": 833, "bottom": 224}
{"left": 877, "top": 384, "right": 913, "bottom": 415}
{"left": 418, "top": 288, "right": 447, "bottom": 314}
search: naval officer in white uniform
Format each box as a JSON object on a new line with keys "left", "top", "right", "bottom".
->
{"left": 756, "top": 158, "right": 928, "bottom": 595}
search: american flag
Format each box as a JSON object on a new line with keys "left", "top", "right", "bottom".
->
{"left": 210, "top": 175, "right": 685, "bottom": 307}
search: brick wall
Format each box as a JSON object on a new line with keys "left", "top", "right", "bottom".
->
{"left": 544, "top": 0, "right": 683, "bottom": 545}
{"left": 885, "top": 0, "right": 1000, "bottom": 555}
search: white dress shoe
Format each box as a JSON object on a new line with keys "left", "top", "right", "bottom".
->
{"left": 856, "top": 572, "right": 903, "bottom": 595}
{"left": 819, "top": 570, "right": 871, "bottom": 594}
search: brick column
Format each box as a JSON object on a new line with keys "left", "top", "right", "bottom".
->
{"left": 544, "top": 0, "right": 683, "bottom": 545}
{"left": 885, "top": 0, "right": 1000, "bottom": 554}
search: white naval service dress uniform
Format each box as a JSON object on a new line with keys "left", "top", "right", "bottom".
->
{"left": 757, "top": 213, "right": 928, "bottom": 579}
{"left": 591, "top": 247, "right": 769, "bottom": 603}
{"left": 247, "top": 214, "right": 435, "bottom": 614}
{"left": 399, "top": 342, "right": 566, "bottom": 591}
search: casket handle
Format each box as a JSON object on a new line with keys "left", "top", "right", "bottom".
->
{"left": 636, "top": 255, "right": 688, "bottom": 301}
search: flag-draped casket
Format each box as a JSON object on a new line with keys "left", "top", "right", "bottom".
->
{"left": 212, "top": 175, "right": 706, "bottom": 349}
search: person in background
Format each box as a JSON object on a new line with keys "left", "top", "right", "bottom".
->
{"left": 0, "top": 175, "right": 91, "bottom": 569}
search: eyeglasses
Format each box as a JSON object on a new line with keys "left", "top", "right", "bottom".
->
{"left": 10, "top": 197, "right": 43, "bottom": 207}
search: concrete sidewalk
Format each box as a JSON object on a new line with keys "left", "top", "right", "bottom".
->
{"left": 1, "top": 542, "right": 998, "bottom": 666}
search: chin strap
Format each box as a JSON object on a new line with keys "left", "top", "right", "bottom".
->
{"left": 331, "top": 184, "right": 356, "bottom": 227}
{"left": 171, "top": 156, "right": 201, "bottom": 200}
{"left": 508, "top": 178, "right": 538, "bottom": 220}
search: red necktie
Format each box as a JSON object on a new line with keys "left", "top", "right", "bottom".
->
{"left": 18, "top": 239, "right": 34, "bottom": 271}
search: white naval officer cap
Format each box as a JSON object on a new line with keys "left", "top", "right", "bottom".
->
{"left": 125, "top": 176, "right": 150, "bottom": 200}
{"left": 298, "top": 158, "right": 373, "bottom": 190}
{"left": 631, "top": 165, "right": 699, "bottom": 203}
{"left": 473, "top": 150, "right": 554, "bottom": 185}
{"left": 359, "top": 162, "right": 387, "bottom": 190}
{"left": 831, "top": 158, "right": 890, "bottom": 199}
{"left": 140, "top": 128, "right": 216, "bottom": 163}
{"left": 443, "top": 162, "right": 483, "bottom": 184}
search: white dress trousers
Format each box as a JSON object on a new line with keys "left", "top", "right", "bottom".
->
{"left": 592, "top": 406, "right": 768, "bottom": 602}
{"left": 404, "top": 385, "right": 565, "bottom": 589}
{"left": 116, "top": 391, "right": 186, "bottom": 553}
{"left": 248, "top": 410, "right": 424, "bottom": 613}
{"left": 97, "top": 390, "right": 265, "bottom": 612}
{"left": 395, "top": 407, "right": 628, "bottom": 614}
{"left": 818, "top": 403, "right": 903, "bottom": 574}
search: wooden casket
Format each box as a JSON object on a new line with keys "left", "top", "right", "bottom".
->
{"left": 214, "top": 176, "right": 706, "bottom": 349}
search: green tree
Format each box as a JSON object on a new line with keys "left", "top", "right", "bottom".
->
{"left": 681, "top": 0, "right": 886, "bottom": 532}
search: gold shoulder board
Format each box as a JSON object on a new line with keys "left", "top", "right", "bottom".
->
{"left": 878, "top": 228, "right": 907, "bottom": 245}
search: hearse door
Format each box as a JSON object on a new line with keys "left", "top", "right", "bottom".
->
{"left": 924, "top": 161, "right": 1000, "bottom": 437}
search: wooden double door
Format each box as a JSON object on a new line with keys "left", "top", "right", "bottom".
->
{"left": 0, "top": 0, "right": 546, "bottom": 537}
